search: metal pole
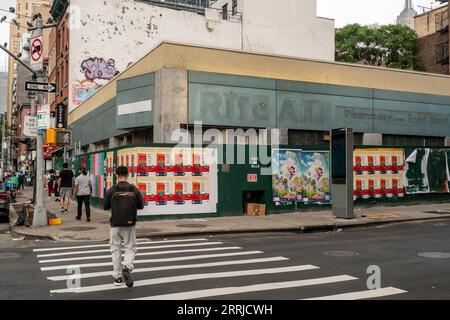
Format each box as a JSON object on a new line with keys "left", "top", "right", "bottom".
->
{"left": 32, "top": 17, "right": 47, "bottom": 227}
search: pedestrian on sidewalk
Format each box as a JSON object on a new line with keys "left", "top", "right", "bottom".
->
{"left": 58, "top": 163, "right": 74, "bottom": 214}
{"left": 103, "top": 166, "right": 144, "bottom": 288}
{"left": 54, "top": 170, "right": 60, "bottom": 202}
{"left": 18, "top": 171, "right": 25, "bottom": 191}
{"left": 73, "top": 168, "right": 92, "bottom": 222}
{"left": 46, "top": 170, "right": 55, "bottom": 198}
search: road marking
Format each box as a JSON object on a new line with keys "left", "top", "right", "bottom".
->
{"left": 37, "top": 243, "right": 213, "bottom": 258}
{"left": 40, "top": 251, "right": 263, "bottom": 271}
{"left": 132, "top": 275, "right": 358, "bottom": 300}
{"left": 33, "top": 238, "right": 208, "bottom": 252}
{"left": 39, "top": 246, "right": 242, "bottom": 263}
{"left": 37, "top": 241, "right": 221, "bottom": 258}
{"left": 47, "top": 257, "right": 290, "bottom": 281}
{"left": 50, "top": 265, "right": 320, "bottom": 294}
{"left": 303, "top": 287, "right": 407, "bottom": 300}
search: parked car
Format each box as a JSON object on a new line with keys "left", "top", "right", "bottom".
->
{"left": 0, "top": 182, "right": 10, "bottom": 223}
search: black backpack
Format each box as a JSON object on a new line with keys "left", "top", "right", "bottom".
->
{"left": 110, "top": 188, "right": 137, "bottom": 227}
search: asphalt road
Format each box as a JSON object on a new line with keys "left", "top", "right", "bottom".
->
{"left": 0, "top": 219, "right": 449, "bottom": 300}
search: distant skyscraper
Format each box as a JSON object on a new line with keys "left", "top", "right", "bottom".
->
{"left": 0, "top": 72, "right": 7, "bottom": 113}
{"left": 397, "top": 0, "right": 418, "bottom": 29}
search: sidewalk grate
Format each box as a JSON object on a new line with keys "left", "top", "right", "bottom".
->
{"left": 422, "top": 211, "right": 450, "bottom": 215}
{"left": 176, "top": 224, "right": 208, "bottom": 229}
{"left": 137, "top": 228, "right": 162, "bottom": 233}
{"left": 60, "top": 227, "right": 97, "bottom": 232}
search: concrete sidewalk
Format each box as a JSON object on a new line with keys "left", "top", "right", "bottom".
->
{"left": 8, "top": 186, "right": 450, "bottom": 242}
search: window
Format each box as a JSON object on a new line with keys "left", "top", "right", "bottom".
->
{"left": 232, "top": 0, "right": 237, "bottom": 15}
{"left": 222, "top": 3, "right": 228, "bottom": 20}
{"left": 436, "top": 11, "right": 448, "bottom": 32}
{"left": 18, "top": 4, "right": 21, "bottom": 12}
{"left": 26, "top": 3, "right": 28, "bottom": 10}
{"left": 436, "top": 42, "right": 449, "bottom": 64}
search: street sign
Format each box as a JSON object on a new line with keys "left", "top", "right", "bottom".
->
{"left": 37, "top": 104, "right": 50, "bottom": 130}
{"left": 56, "top": 130, "right": 71, "bottom": 145}
{"left": 25, "top": 81, "right": 57, "bottom": 93}
{"left": 30, "top": 35, "right": 43, "bottom": 71}
{"left": 23, "top": 116, "right": 38, "bottom": 138}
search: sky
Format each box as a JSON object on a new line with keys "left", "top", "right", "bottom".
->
{"left": 0, "top": 0, "right": 447, "bottom": 72}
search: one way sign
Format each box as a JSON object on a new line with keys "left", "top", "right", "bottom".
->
{"left": 25, "top": 81, "right": 57, "bottom": 93}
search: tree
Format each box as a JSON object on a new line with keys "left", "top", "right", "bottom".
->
{"left": 335, "top": 23, "right": 419, "bottom": 70}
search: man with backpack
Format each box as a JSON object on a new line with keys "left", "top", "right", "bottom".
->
{"left": 103, "top": 166, "right": 144, "bottom": 287}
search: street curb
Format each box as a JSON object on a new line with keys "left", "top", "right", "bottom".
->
{"left": 8, "top": 215, "right": 450, "bottom": 242}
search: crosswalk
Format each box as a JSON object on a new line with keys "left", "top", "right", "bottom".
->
{"left": 32, "top": 237, "right": 407, "bottom": 300}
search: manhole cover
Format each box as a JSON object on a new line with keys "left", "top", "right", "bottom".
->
{"left": 137, "top": 228, "right": 162, "bottom": 233}
{"left": 176, "top": 224, "right": 208, "bottom": 229}
{"left": 324, "top": 251, "right": 359, "bottom": 257}
{"left": 60, "top": 227, "right": 97, "bottom": 232}
{"left": 0, "top": 252, "right": 22, "bottom": 259}
{"left": 418, "top": 252, "right": 450, "bottom": 259}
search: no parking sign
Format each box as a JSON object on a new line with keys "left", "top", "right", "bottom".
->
{"left": 30, "top": 35, "right": 43, "bottom": 71}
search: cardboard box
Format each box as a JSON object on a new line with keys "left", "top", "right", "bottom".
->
{"left": 244, "top": 203, "right": 266, "bottom": 216}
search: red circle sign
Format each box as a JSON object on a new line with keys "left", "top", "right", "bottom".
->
{"left": 31, "top": 38, "right": 43, "bottom": 62}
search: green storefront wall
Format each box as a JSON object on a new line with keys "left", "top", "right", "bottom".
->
{"left": 57, "top": 143, "right": 450, "bottom": 221}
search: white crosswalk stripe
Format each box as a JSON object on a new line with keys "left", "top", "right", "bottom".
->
{"left": 33, "top": 238, "right": 208, "bottom": 252}
{"left": 32, "top": 237, "right": 407, "bottom": 300}
{"left": 51, "top": 265, "right": 320, "bottom": 294}
{"left": 39, "top": 245, "right": 240, "bottom": 264}
{"left": 37, "top": 241, "right": 220, "bottom": 258}
{"left": 303, "top": 287, "right": 407, "bottom": 300}
{"left": 132, "top": 276, "right": 359, "bottom": 300}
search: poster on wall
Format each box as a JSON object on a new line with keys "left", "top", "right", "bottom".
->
{"left": 89, "top": 152, "right": 105, "bottom": 199}
{"left": 353, "top": 148, "right": 405, "bottom": 200}
{"left": 117, "top": 148, "right": 137, "bottom": 185}
{"left": 105, "top": 151, "right": 114, "bottom": 191}
{"left": 272, "top": 149, "right": 331, "bottom": 204}
{"left": 404, "top": 148, "right": 450, "bottom": 194}
{"left": 134, "top": 146, "right": 218, "bottom": 215}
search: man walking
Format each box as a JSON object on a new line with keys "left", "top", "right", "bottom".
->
{"left": 103, "top": 166, "right": 143, "bottom": 287}
{"left": 73, "top": 168, "right": 92, "bottom": 222}
{"left": 18, "top": 171, "right": 25, "bottom": 191}
{"left": 58, "top": 163, "right": 75, "bottom": 214}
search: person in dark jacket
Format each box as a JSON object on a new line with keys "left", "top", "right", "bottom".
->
{"left": 103, "top": 166, "right": 143, "bottom": 288}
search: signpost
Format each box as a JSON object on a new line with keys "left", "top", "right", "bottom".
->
{"left": 23, "top": 116, "right": 38, "bottom": 138}
{"left": 30, "top": 35, "right": 43, "bottom": 72}
{"left": 25, "top": 81, "right": 57, "bottom": 93}
{"left": 37, "top": 104, "right": 50, "bottom": 131}
{"left": 331, "top": 128, "right": 354, "bottom": 219}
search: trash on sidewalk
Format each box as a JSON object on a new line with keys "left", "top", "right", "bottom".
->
{"left": 48, "top": 212, "right": 62, "bottom": 226}
{"left": 244, "top": 203, "right": 266, "bottom": 216}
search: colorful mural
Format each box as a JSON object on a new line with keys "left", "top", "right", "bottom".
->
{"left": 81, "top": 57, "right": 119, "bottom": 81}
{"left": 272, "top": 149, "right": 331, "bottom": 204}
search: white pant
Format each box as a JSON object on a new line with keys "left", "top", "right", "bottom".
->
{"left": 110, "top": 226, "right": 137, "bottom": 279}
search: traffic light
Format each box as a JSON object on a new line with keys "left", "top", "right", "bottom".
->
{"left": 45, "top": 128, "right": 56, "bottom": 144}
{"left": 45, "top": 128, "right": 71, "bottom": 145}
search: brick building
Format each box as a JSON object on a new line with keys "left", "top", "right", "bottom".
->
{"left": 415, "top": 1, "right": 449, "bottom": 74}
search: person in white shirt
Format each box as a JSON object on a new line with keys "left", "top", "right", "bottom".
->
{"left": 73, "top": 168, "right": 92, "bottom": 222}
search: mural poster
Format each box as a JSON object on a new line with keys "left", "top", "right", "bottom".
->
{"left": 89, "top": 152, "right": 105, "bottom": 199}
{"left": 404, "top": 148, "right": 450, "bottom": 194}
{"left": 135, "top": 147, "right": 217, "bottom": 215}
{"left": 353, "top": 148, "right": 405, "bottom": 200}
{"left": 105, "top": 151, "right": 114, "bottom": 191}
{"left": 272, "top": 149, "right": 331, "bottom": 204}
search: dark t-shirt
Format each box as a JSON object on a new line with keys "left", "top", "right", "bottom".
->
{"left": 59, "top": 169, "right": 74, "bottom": 188}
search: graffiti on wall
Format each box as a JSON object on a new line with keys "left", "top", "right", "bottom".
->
{"left": 71, "top": 80, "right": 101, "bottom": 107}
{"left": 81, "top": 57, "right": 119, "bottom": 81}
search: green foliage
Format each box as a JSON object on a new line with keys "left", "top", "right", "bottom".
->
{"left": 335, "top": 23, "right": 419, "bottom": 70}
